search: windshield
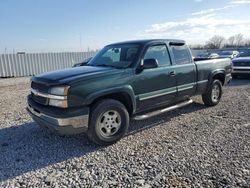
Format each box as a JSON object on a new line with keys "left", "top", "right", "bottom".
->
{"left": 88, "top": 44, "right": 141, "bottom": 68}
{"left": 197, "top": 53, "right": 210, "bottom": 58}
{"left": 218, "top": 51, "right": 233, "bottom": 56}
{"left": 238, "top": 50, "right": 250, "bottom": 57}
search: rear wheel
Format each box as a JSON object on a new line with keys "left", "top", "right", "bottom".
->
{"left": 202, "top": 79, "right": 222, "bottom": 106}
{"left": 87, "top": 99, "right": 129, "bottom": 145}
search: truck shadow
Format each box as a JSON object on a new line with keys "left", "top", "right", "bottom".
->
{"left": 128, "top": 101, "right": 206, "bottom": 135}
{"left": 0, "top": 101, "right": 205, "bottom": 182}
{"left": 0, "top": 123, "right": 100, "bottom": 182}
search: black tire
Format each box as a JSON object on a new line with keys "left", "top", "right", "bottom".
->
{"left": 87, "top": 99, "right": 129, "bottom": 145}
{"left": 202, "top": 79, "right": 222, "bottom": 106}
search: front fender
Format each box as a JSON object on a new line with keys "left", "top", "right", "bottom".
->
{"left": 85, "top": 85, "right": 136, "bottom": 113}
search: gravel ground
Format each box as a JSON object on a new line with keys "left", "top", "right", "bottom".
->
{"left": 0, "top": 77, "right": 250, "bottom": 188}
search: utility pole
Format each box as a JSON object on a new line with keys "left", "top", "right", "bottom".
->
{"left": 79, "top": 33, "right": 82, "bottom": 52}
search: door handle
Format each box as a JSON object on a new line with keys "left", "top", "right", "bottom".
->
{"left": 169, "top": 71, "right": 176, "bottom": 76}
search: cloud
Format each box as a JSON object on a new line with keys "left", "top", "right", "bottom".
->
{"left": 136, "top": 0, "right": 250, "bottom": 44}
{"left": 136, "top": 14, "right": 250, "bottom": 44}
{"left": 191, "top": 5, "right": 233, "bottom": 16}
{"left": 230, "top": 0, "right": 250, "bottom": 4}
{"left": 194, "top": 0, "right": 203, "bottom": 2}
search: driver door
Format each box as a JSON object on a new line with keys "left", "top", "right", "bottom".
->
{"left": 132, "top": 44, "right": 177, "bottom": 112}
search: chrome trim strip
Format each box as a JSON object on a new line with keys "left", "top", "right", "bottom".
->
{"left": 140, "top": 90, "right": 176, "bottom": 101}
{"left": 139, "top": 87, "right": 177, "bottom": 101}
{"left": 178, "top": 86, "right": 194, "bottom": 92}
{"left": 232, "top": 66, "right": 250, "bottom": 74}
{"left": 232, "top": 70, "right": 250, "bottom": 74}
{"left": 31, "top": 88, "right": 67, "bottom": 100}
{"left": 177, "top": 82, "right": 196, "bottom": 92}
{"left": 134, "top": 99, "right": 193, "bottom": 120}
{"left": 139, "top": 81, "right": 207, "bottom": 101}
{"left": 232, "top": 66, "right": 250, "bottom": 70}
{"left": 27, "top": 105, "right": 89, "bottom": 128}
{"left": 197, "top": 80, "right": 208, "bottom": 84}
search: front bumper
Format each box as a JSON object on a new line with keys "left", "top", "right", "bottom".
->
{"left": 225, "top": 73, "right": 232, "bottom": 85}
{"left": 27, "top": 96, "right": 89, "bottom": 135}
{"left": 232, "top": 66, "right": 250, "bottom": 74}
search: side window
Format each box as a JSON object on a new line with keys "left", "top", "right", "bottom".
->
{"left": 144, "top": 45, "right": 171, "bottom": 66}
{"left": 171, "top": 45, "right": 192, "bottom": 65}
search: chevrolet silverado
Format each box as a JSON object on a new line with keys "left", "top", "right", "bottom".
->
{"left": 27, "top": 39, "right": 232, "bottom": 145}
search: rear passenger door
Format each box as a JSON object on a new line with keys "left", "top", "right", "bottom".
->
{"left": 169, "top": 43, "right": 196, "bottom": 100}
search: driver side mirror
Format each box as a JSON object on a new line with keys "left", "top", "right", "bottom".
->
{"left": 142, "top": 59, "right": 159, "bottom": 69}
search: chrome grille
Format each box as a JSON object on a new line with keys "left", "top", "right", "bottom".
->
{"left": 233, "top": 62, "right": 250, "bottom": 67}
{"left": 31, "top": 81, "right": 49, "bottom": 105}
{"left": 31, "top": 93, "right": 48, "bottom": 105}
{"left": 31, "top": 82, "right": 50, "bottom": 93}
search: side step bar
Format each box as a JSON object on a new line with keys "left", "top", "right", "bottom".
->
{"left": 133, "top": 99, "right": 193, "bottom": 120}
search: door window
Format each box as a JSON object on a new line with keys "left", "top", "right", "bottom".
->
{"left": 144, "top": 45, "right": 171, "bottom": 66}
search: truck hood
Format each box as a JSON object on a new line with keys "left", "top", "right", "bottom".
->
{"left": 32, "top": 66, "right": 123, "bottom": 85}
{"left": 232, "top": 57, "right": 250, "bottom": 63}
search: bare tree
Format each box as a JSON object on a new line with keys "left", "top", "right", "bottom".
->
{"left": 245, "top": 39, "right": 250, "bottom": 47}
{"left": 225, "top": 33, "right": 245, "bottom": 47}
{"left": 234, "top": 33, "right": 244, "bottom": 47}
{"left": 190, "top": 44, "right": 205, "bottom": 50}
{"left": 227, "top": 36, "right": 236, "bottom": 47}
{"left": 205, "top": 35, "right": 225, "bottom": 49}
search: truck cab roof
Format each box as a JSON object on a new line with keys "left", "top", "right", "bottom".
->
{"left": 107, "top": 39, "right": 186, "bottom": 46}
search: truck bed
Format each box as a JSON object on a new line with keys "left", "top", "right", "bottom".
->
{"left": 194, "top": 58, "right": 232, "bottom": 94}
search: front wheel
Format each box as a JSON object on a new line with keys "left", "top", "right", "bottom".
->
{"left": 87, "top": 99, "right": 129, "bottom": 145}
{"left": 202, "top": 79, "right": 222, "bottom": 106}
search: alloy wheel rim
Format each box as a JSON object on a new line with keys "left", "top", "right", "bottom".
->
{"left": 211, "top": 84, "right": 220, "bottom": 102}
{"left": 97, "top": 110, "right": 121, "bottom": 138}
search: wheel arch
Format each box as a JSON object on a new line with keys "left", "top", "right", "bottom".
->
{"left": 209, "top": 70, "right": 226, "bottom": 86}
{"left": 86, "top": 86, "right": 136, "bottom": 116}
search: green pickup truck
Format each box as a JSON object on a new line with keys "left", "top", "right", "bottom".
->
{"left": 27, "top": 39, "right": 232, "bottom": 145}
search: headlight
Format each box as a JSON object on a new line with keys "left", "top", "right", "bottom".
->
{"left": 50, "top": 86, "right": 69, "bottom": 96}
{"left": 49, "top": 99, "right": 68, "bottom": 108}
{"left": 49, "top": 86, "right": 69, "bottom": 108}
